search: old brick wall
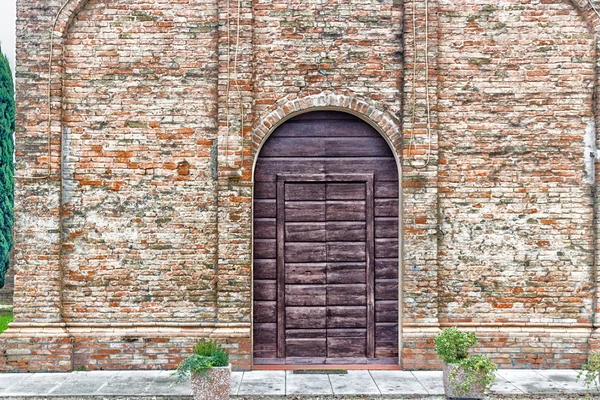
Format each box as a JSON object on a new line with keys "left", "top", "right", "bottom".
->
{"left": 402, "top": 0, "right": 599, "bottom": 370}
{"left": 0, "top": 264, "right": 14, "bottom": 304}
{"left": 437, "top": 0, "right": 596, "bottom": 325}
{"left": 3, "top": 0, "right": 600, "bottom": 372}
{"left": 61, "top": 0, "right": 219, "bottom": 323}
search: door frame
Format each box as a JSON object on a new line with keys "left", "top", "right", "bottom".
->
{"left": 251, "top": 104, "right": 403, "bottom": 369}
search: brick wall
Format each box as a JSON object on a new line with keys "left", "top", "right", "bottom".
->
{"left": 3, "top": 0, "right": 600, "bottom": 372}
{"left": 60, "top": 0, "right": 219, "bottom": 324}
{"left": 437, "top": 0, "right": 596, "bottom": 325}
{"left": 0, "top": 264, "right": 14, "bottom": 305}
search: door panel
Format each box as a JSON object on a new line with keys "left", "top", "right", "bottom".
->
{"left": 326, "top": 222, "right": 366, "bottom": 241}
{"left": 327, "top": 183, "right": 366, "bottom": 200}
{"left": 327, "top": 306, "right": 367, "bottom": 328}
{"left": 284, "top": 242, "right": 326, "bottom": 263}
{"left": 286, "top": 307, "right": 327, "bottom": 329}
{"left": 285, "top": 285, "right": 327, "bottom": 306}
{"left": 285, "top": 222, "right": 327, "bottom": 242}
{"left": 326, "top": 201, "right": 366, "bottom": 221}
{"left": 327, "top": 242, "right": 366, "bottom": 262}
{"left": 328, "top": 284, "right": 367, "bottom": 305}
{"left": 285, "top": 183, "right": 326, "bottom": 201}
{"left": 285, "top": 202, "right": 326, "bottom": 222}
{"left": 285, "top": 263, "right": 327, "bottom": 284}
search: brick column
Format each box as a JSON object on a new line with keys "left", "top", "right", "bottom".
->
{"left": 402, "top": 0, "right": 440, "bottom": 323}
{"left": 12, "top": 0, "right": 65, "bottom": 324}
{"left": 401, "top": 0, "right": 441, "bottom": 369}
{"left": 0, "top": 0, "right": 74, "bottom": 373}
{"left": 591, "top": 0, "right": 600, "bottom": 353}
{"left": 215, "top": 0, "right": 254, "bottom": 329}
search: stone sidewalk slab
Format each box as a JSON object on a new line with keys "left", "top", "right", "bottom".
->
{"left": 370, "top": 371, "right": 429, "bottom": 395}
{"left": 47, "top": 371, "right": 117, "bottom": 396}
{"left": 285, "top": 371, "right": 333, "bottom": 395}
{"left": 328, "top": 370, "right": 380, "bottom": 395}
{"left": 237, "top": 371, "right": 286, "bottom": 396}
{"left": 410, "top": 371, "right": 444, "bottom": 395}
{"left": 496, "top": 369, "right": 574, "bottom": 395}
{"left": 2, "top": 373, "right": 71, "bottom": 396}
{"left": 0, "top": 369, "right": 597, "bottom": 398}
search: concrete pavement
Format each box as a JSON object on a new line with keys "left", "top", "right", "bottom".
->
{"left": 0, "top": 369, "right": 597, "bottom": 398}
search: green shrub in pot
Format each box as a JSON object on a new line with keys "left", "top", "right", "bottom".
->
{"left": 174, "top": 339, "right": 231, "bottom": 400}
{"left": 434, "top": 327, "right": 497, "bottom": 399}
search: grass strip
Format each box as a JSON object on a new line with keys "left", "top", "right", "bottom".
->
{"left": 0, "top": 311, "right": 13, "bottom": 334}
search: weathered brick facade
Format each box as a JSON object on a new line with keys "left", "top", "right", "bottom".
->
{"left": 0, "top": 265, "right": 14, "bottom": 305}
{"left": 2, "top": 0, "right": 600, "bottom": 371}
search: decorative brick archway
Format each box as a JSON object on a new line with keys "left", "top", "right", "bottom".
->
{"left": 252, "top": 91, "right": 402, "bottom": 162}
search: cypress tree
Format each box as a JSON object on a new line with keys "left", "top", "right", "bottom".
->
{"left": 0, "top": 47, "right": 14, "bottom": 288}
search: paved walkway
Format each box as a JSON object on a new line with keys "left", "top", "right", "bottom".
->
{"left": 0, "top": 369, "right": 597, "bottom": 398}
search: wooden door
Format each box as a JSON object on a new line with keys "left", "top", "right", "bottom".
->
{"left": 253, "top": 112, "right": 399, "bottom": 365}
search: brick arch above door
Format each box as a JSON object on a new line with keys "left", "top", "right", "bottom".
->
{"left": 251, "top": 92, "right": 402, "bottom": 169}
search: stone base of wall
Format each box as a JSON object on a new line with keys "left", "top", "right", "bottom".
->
{"left": 0, "top": 324, "right": 252, "bottom": 372}
{"left": 1, "top": 324, "right": 592, "bottom": 371}
{"left": 0, "top": 328, "right": 73, "bottom": 372}
{"left": 402, "top": 326, "right": 592, "bottom": 370}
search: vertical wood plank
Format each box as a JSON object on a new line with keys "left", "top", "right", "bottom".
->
{"left": 276, "top": 177, "right": 286, "bottom": 358}
{"left": 366, "top": 175, "right": 375, "bottom": 359}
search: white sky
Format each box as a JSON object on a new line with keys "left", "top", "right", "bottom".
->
{"left": 0, "top": 0, "right": 16, "bottom": 76}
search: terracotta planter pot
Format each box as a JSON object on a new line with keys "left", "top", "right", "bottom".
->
{"left": 190, "top": 364, "right": 231, "bottom": 400}
{"left": 442, "top": 363, "right": 485, "bottom": 400}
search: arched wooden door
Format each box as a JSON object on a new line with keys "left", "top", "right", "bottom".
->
{"left": 253, "top": 111, "right": 399, "bottom": 365}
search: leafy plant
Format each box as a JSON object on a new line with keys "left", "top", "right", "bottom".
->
{"left": 0, "top": 311, "right": 12, "bottom": 334}
{"left": 577, "top": 352, "right": 600, "bottom": 391}
{"left": 449, "top": 354, "right": 498, "bottom": 396}
{"left": 173, "top": 339, "right": 229, "bottom": 384}
{"left": 435, "top": 327, "right": 497, "bottom": 396}
{"left": 434, "top": 326, "right": 477, "bottom": 364}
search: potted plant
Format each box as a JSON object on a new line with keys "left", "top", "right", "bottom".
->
{"left": 577, "top": 352, "right": 600, "bottom": 392}
{"left": 434, "top": 327, "right": 497, "bottom": 399}
{"left": 174, "top": 339, "right": 231, "bottom": 400}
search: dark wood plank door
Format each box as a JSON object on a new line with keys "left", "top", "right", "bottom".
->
{"left": 253, "top": 112, "right": 399, "bottom": 365}
{"left": 281, "top": 175, "right": 373, "bottom": 363}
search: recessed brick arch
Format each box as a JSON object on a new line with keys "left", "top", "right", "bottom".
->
{"left": 567, "top": 0, "right": 600, "bottom": 33}
{"left": 252, "top": 91, "right": 402, "bottom": 172}
{"left": 52, "top": 0, "right": 95, "bottom": 37}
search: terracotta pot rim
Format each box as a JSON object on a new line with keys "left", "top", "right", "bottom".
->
{"left": 192, "top": 364, "right": 232, "bottom": 371}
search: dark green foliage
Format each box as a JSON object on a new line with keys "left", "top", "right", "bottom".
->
{"left": 0, "top": 48, "right": 14, "bottom": 289}
{"left": 192, "top": 339, "right": 229, "bottom": 367}
{"left": 174, "top": 339, "right": 229, "bottom": 384}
